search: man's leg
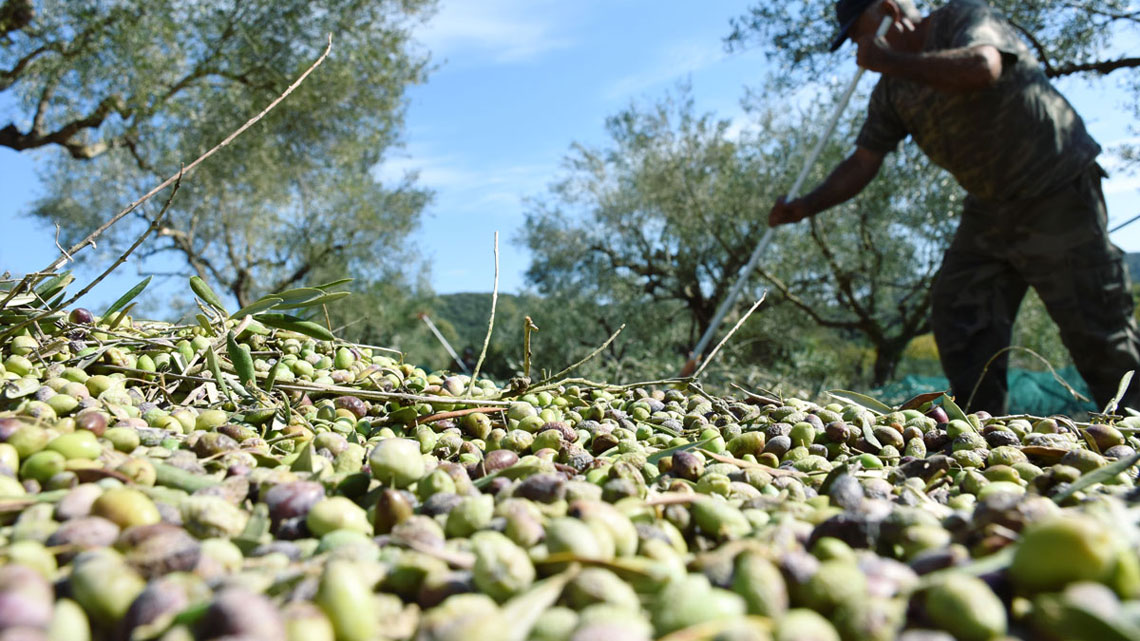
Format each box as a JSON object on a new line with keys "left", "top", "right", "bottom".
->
{"left": 1022, "top": 165, "right": 1140, "bottom": 411}
{"left": 932, "top": 236, "right": 1029, "bottom": 415}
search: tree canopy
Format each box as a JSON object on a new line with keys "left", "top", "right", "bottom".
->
{"left": 726, "top": 0, "right": 1140, "bottom": 86}
{"left": 3, "top": 0, "right": 436, "bottom": 307}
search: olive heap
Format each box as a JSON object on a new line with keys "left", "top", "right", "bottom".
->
{"left": 2, "top": 304, "right": 1140, "bottom": 641}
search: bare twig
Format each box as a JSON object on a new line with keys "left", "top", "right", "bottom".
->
{"left": 965, "top": 345, "right": 1089, "bottom": 410}
{"left": 96, "top": 364, "right": 513, "bottom": 407}
{"left": 522, "top": 315, "right": 538, "bottom": 379}
{"left": 40, "top": 34, "right": 335, "bottom": 274}
{"left": 53, "top": 224, "right": 72, "bottom": 264}
{"left": 0, "top": 174, "right": 184, "bottom": 342}
{"left": 414, "top": 406, "right": 503, "bottom": 426}
{"left": 465, "top": 232, "right": 499, "bottom": 397}
{"left": 692, "top": 294, "right": 766, "bottom": 380}
{"left": 518, "top": 323, "right": 627, "bottom": 396}
{"left": 63, "top": 171, "right": 183, "bottom": 308}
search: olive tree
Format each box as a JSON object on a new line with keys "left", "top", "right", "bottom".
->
{"left": 3, "top": 0, "right": 435, "bottom": 307}
{"left": 726, "top": 1, "right": 1140, "bottom": 112}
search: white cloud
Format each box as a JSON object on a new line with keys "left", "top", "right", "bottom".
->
{"left": 1105, "top": 174, "right": 1140, "bottom": 197}
{"left": 374, "top": 144, "right": 554, "bottom": 216}
{"left": 374, "top": 149, "right": 472, "bottom": 189}
{"left": 415, "top": 0, "right": 577, "bottom": 64}
{"left": 603, "top": 39, "right": 724, "bottom": 100}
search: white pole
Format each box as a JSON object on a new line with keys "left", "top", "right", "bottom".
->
{"left": 418, "top": 312, "right": 469, "bottom": 374}
{"left": 685, "top": 15, "right": 894, "bottom": 370}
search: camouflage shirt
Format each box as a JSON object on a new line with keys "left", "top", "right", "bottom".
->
{"left": 855, "top": 0, "right": 1101, "bottom": 203}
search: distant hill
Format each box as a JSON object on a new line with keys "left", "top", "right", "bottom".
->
{"left": 427, "top": 292, "right": 528, "bottom": 352}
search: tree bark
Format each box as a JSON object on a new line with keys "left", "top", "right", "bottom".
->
{"left": 871, "top": 339, "right": 908, "bottom": 387}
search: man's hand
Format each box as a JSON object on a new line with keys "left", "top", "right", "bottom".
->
{"left": 855, "top": 32, "right": 894, "bottom": 73}
{"left": 768, "top": 196, "right": 812, "bottom": 227}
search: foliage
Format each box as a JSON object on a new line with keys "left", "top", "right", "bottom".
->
{"left": 4, "top": 0, "right": 436, "bottom": 307}
{"left": 725, "top": 0, "right": 1140, "bottom": 163}
{"left": 725, "top": 0, "right": 1140, "bottom": 90}
{"left": 1009, "top": 288, "right": 1073, "bottom": 372}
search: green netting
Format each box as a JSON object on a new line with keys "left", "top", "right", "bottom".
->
{"left": 872, "top": 366, "right": 1097, "bottom": 416}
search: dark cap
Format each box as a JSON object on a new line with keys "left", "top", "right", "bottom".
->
{"left": 829, "top": 0, "right": 878, "bottom": 52}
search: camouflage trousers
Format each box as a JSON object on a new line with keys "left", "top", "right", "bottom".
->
{"left": 931, "top": 162, "right": 1140, "bottom": 415}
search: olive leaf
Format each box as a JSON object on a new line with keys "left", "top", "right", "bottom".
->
{"left": 280, "top": 291, "right": 351, "bottom": 309}
{"left": 231, "top": 296, "right": 283, "bottom": 319}
{"left": 151, "top": 461, "right": 221, "bottom": 493}
{"left": 646, "top": 437, "right": 716, "bottom": 465}
{"left": 860, "top": 413, "right": 883, "bottom": 450}
{"left": 270, "top": 287, "right": 325, "bottom": 307}
{"left": 233, "top": 503, "right": 271, "bottom": 553}
{"left": 205, "top": 346, "right": 232, "bottom": 402}
{"left": 898, "top": 391, "right": 947, "bottom": 412}
{"left": 193, "top": 314, "right": 215, "bottom": 335}
{"left": 103, "top": 275, "right": 152, "bottom": 318}
{"left": 189, "top": 275, "right": 227, "bottom": 313}
{"left": 1, "top": 293, "right": 38, "bottom": 308}
{"left": 1103, "top": 370, "right": 1134, "bottom": 415}
{"left": 34, "top": 270, "right": 74, "bottom": 303}
{"left": 827, "top": 389, "right": 891, "bottom": 415}
{"left": 1052, "top": 451, "right": 1140, "bottom": 504}
{"left": 226, "top": 330, "right": 257, "bottom": 389}
{"left": 311, "top": 277, "right": 354, "bottom": 290}
{"left": 496, "top": 566, "right": 580, "bottom": 641}
{"left": 104, "top": 302, "right": 137, "bottom": 331}
{"left": 939, "top": 393, "right": 969, "bottom": 423}
{"left": 256, "top": 312, "right": 336, "bottom": 341}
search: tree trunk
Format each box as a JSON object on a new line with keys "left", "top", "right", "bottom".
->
{"left": 871, "top": 339, "right": 908, "bottom": 388}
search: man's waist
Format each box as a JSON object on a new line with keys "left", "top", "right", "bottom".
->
{"left": 963, "top": 157, "right": 1103, "bottom": 212}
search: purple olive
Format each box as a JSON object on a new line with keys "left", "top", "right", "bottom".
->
{"left": 333, "top": 395, "right": 368, "bottom": 419}
{"left": 264, "top": 481, "right": 326, "bottom": 525}
{"left": 925, "top": 407, "right": 950, "bottom": 424}
{"left": 68, "top": 308, "right": 95, "bottom": 324}
{"left": 194, "top": 588, "right": 285, "bottom": 641}
{"left": 483, "top": 449, "right": 519, "bottom": 473}
{"left": 0, "top": 565, "right": 53, "bottom": 630}
{"left": 75, "top": 412, "right": 107, "bottom": 437}
{"left": 0, "top": 417, "right": 25, "bottom": 442}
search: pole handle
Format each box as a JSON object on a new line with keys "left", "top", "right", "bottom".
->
{"left": 683, "top": 15, "right": 893, "bottom": 372}
{"left": 787, "top": 14, "right": 893, "bottom": 201}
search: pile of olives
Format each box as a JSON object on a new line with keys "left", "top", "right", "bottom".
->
{"left": 1, "top": 305, "right": 1139, "bottom": 641}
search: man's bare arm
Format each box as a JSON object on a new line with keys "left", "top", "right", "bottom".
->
{"left": 769, "top": 146, "right": 885, "bottom": 226}
{"left": 859, "top": 40, "right": 1004, "bottom": 92}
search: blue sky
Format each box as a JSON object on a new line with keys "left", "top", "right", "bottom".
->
{"left": 2, "top": 0, "right": 1138, "bottom": 314}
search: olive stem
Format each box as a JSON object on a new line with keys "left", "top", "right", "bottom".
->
{"left": 413, "top": 406, "right": 503, "bottom": 426}
{"left": 514, "top": 323, "right": 626, "bottom": 397}
{"left": 522, "top": 315, "right": 538, "bottom": 379}
{"left": 96, "top": 364, "right": 514, "bottom": 407}
{"left": 691, "top": 294, "right": 766, "bottom": 380}
{"left": 966, "top": 345, "right": 1088, "bottom": 410}
{"left": 465, "top": 231, "right": 499, "bottom": 398}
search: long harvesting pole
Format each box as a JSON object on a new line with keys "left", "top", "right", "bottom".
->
{"left": 683, "top": 16, "right": 894, "bottom": 375}
{"left": 418, "top": 312, "right": 469, "bottom": 374}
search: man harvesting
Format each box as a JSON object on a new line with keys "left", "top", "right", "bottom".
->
{"left": 769, "top": 0, "right": 1140, "bottom": 414}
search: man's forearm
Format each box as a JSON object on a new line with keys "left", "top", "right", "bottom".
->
{"left": 800, "top": 152, "right": 880, "bottom": 215}
{"left": 876, "top": 45, "right": 1003, "bottom": 92}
